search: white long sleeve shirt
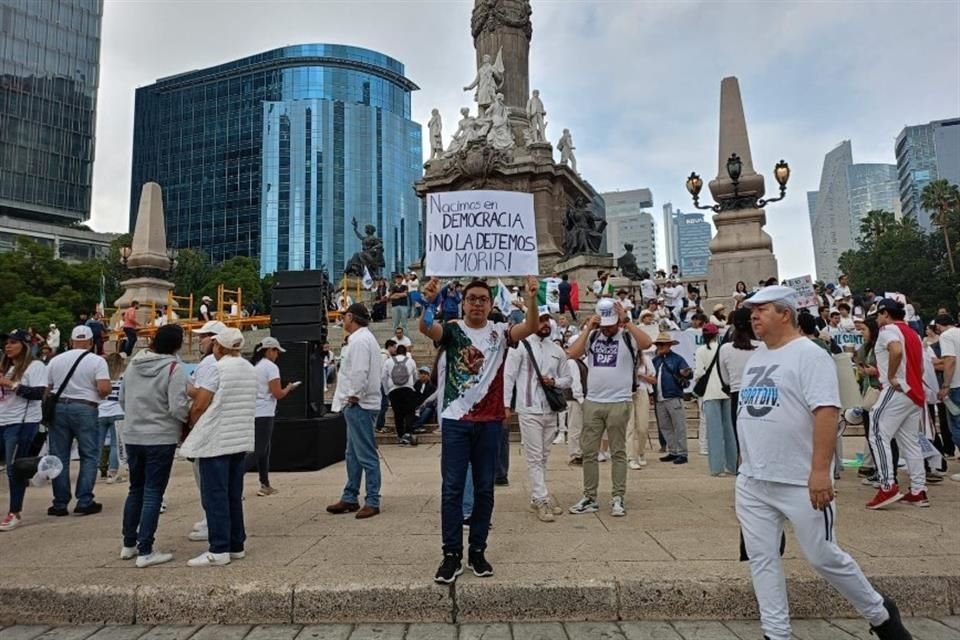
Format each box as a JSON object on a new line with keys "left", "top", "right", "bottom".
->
{"left": 503, "top": 336, "right": 572, "bottom": 415}
{"left": 332, "top": 326, "right": 383, "bottom": 412}
{"left": 567, "top": 358, "right": 586, "bottom": 404}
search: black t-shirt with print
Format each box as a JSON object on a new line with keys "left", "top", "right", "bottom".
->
{"left": 391, "top": 284, "right": 408, "bottom": 307}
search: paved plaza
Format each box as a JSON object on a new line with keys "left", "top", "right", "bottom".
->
{"left": 0, "top": 438, "right": 958, "bottom": 626}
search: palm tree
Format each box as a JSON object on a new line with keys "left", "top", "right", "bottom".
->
{"left": 858, "top": 209, "right": 897, "bottom": 244}
{"left": 921, "top": 179, "right": 960, "bottom": 274}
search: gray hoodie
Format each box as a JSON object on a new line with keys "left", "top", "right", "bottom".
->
{"left": 119, "top": 350, "right": 191, "bottom": 446}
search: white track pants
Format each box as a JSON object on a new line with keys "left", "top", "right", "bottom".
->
{"left": 566, "top": 400, "right": 583, "bottom": 460}
{"left": 735, "top": 475, "right": 886, "bottom": 640}
{"left": 519, "top": 413, "right": 558, "bottom": 504}
{"left": 868, "top": 388, "right": 926, "bottom": 492}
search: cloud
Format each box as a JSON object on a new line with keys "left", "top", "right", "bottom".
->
{"left": 91, "top": 0, "right": 960, "bottom": 279}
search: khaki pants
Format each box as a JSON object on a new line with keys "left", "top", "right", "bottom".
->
{"left": 566, "top": 400, "right": 583, "bottom": 459}
{"left": 626, "top": 391, "right": 651, "bottom": 462}
{"left": 581, "top": 399, "right": 632, "bottom": 500}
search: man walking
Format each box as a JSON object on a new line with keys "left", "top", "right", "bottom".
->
{"left": 736, "top": 286, "right": 912, "bottom": 640}
{"left": 557, "top": 274, "right": 576, "bottom": 322}
{"left": 419, "top": 276, "right": 540, "bottom": 584}
{"left": 122, "top": 301, "right": 140, "bottom": 357}
{"left": 47, "top": 325, "right": 111, "bottom": 516}
{"left": 566, "top": 299, "right": 652, "bottom": 517}
{"left": 934, "top": 314, "right": 960, "bottom": 473}
{"left": 651, "top": 333, "right": 692, "bottom": 464}
{"left": 327, "top": 303, "right": 382, "bottom": 519}
{"left": 503, "top": 306, "right": 572, "bottom": 522}
{"left": 866, "top": 299, "right": 929, "bottom": 509}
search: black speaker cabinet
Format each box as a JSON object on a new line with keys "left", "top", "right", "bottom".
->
{"left": 268, "top": 413, "right": 346, "bottom": 472}
{"left": 273, "top": 270, "right": 328, "bottom": 289}
{"left": 272, "top": 287, "right": 326, "bottom": 308}
{"left": 271, "top": 324, "right": 327, "bottom": 344}
{"left": 271, "top": 305, "right": 327, "bottom": 325}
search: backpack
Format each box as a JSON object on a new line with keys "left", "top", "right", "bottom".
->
{"left": 563, "top": 359, "right": 589, "bottom": 402}
{"left": 587, "top": 330, "right": 639, "bottom": 391}
{"left": 390, "top": 356, "right": 410, "bottom": 386}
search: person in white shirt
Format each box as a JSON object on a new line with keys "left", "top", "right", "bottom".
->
{"left": 0, "top": 330, "right": 49, "bottom": 531}
{"left": 566, "top": 299, "right": 653, "bottom": 517}
{"left": 717, "top": 308, "right": 763, "bottom": 454}
{"left": 934, "top": 313, "right": 960, "bottom": 482}
{"left": 46, "top": 324, "right": 60, "bottom": 352}
{"left": 98, "top": 353, "right": 127, "bottom": 484}
{"left": 616, "top": 290, "right": 634, "bottom": 314}
{"left": 736, "top": 286, "right": 911, "bottom": 640}
{"left": 564, "top": 356, "right": 587, "bottom": 464}
{"left": 336, "top": 292, "right": 354, "bottom": 316}
{"left": 46, "top": 325, "right": 111, "bottom": 517}
{"left": 694, "top": 323, "right": 736, "bottom": 477}
{"left": 834, "top": 274, "right": 853, "bottom": 304}
{"left": 503, "top": 307, "right": 572, "bottom": 522}
{"left": 392, "top": 327, "right": 412, "bottom": 349}
{"left": 732, "top": 281, "right": 749, "bottom": 304}
{"left": 662, "top": 281, "right": 685, "bottom": 320}
{"left": 625, "top": 351, "right": 656, "bottom": 469}
{"left": 199, "top": 296, "right": 213, "bottom": 322}
{"left": 639, "top": 276, "right": 657, "bottom": 305}
{"left": 250, "top": 337, "right": 298, "bottom": 497}
{"left": 382, "top": 344, "right": 418, "bottom": 445}
{"left": 327, "top": 303, "right": 384, "bottom": 519}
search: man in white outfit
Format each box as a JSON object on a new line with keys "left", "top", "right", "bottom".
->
{"left": 503, "top": 306, "right": 572, "bottom": 522}
{"left": 564, "top": 356, "right": 587, "bottom": 465}
{"left": 736, "top": 286, "right": 912, "bottom": 640}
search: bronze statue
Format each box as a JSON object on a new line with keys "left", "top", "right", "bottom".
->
{"left": 617, "top": 243, "right": 643, "bottom": 281}
{"left": 563, "top": 197, "right": 606, "bottom": 256}
{"left": 345, "top": 218, "right": 385, "bottom": 277}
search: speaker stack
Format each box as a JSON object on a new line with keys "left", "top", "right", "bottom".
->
{"left": 271, "top": 270, "right": 331, "bottom": 344}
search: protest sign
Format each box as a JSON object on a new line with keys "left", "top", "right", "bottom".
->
{"left": 425, "top": 190, "right": 538, "bottom": 277}
{"left": 784, "top": 275, "right": 818, "bottom": 310}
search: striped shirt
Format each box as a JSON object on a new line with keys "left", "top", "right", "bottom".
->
{"left": 99, "top": 378, "right": 124, "bottom": 418}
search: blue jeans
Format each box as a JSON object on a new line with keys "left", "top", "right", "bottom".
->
{"left": 441, "top": 419, "right": 499, "bottom": 555}
{"left": 122, "top": 327, "right": 137, "bottom": 356}
{"left": 2, "top": 422, "right": 40, "bottom": 513}
{"left": 98, "top": 416, "right": 121, "bottom": 473}
{"left": 413, "top": 401, "right": 436, "bottom": 431}
{"left": 49, "top": 402, "right": 100, "bottom": 509}
{"left": 703, "top": 398, "right": 737, "bottom": 475}
{"left": 392, "top": 306, "right": 408, "bottom": 331}
{"left": 198, "top": 453, "right": 247, "bottom": 554}
{"left": 341, "top": 405, "right": 381, "bottom": 508}
{"left": 376, "top": 391, "right": 389, "bottom": 430}
{"left": 123, "top": 444, "right": 176, "bottom": 555}
{"left": 948, "top": 389, "right": 960, "bottom": 450}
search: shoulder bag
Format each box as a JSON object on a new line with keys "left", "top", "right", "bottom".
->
{"left": 692, "top": 343, "right": 722, "bottom": 398}
{"left": 42, "top": 351, "right": 90, "bottom": 426}
{"left": 521, "top": 340, "right": 568, "bottom": 413}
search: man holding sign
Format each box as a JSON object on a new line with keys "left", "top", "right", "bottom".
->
{"left": 419, "top": 275, "right": 540, "bottom": 584}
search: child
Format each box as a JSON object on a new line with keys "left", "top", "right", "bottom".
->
{"left": 99, "top": 353, "right": 127, "bottom": 483}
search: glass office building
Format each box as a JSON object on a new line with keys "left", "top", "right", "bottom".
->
{"left": 0, "top": 0, "right": 103, "bottom": 223}
{"left": 130, "top": 44, "right": 423, "bottom": 275}
{"left": 896, "top": 118, "right": 960, "bottom": 230}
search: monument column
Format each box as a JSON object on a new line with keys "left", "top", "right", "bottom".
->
{"left": 471, "top": 0, "right": 532, "bottom": 111}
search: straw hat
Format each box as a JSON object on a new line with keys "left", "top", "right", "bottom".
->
{"left": 652, "top": 332, "right": 679, "bottom": 346}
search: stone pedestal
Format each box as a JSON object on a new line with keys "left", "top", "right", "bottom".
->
{"left": 114, "top": 277, "right": 178, "bottom": 323}
{"left": 705, "top": 206, "right": 778, "bottom": 310}
{"left": 553, "top": 253, "right": 616, "bottom": 310}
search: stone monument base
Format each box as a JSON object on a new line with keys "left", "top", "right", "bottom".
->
{"left": 704, "top": 206, "right": 779, "bottom": 311}
{"left": 115, "top": 277, "right": 177, "bottom": 311}
{"left": 553, "top": 253, "right": 616, "bottom": 311}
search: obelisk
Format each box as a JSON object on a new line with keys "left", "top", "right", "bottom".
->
{"left": 705, "top": 77, "right": 778, "bottom": 308}
{"left": 114, "top": 182, "right": 177, "bottom": 316}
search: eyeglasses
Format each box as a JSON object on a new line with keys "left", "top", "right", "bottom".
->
{"left": 465, "top": 296, "right": 491, "bottom": 305}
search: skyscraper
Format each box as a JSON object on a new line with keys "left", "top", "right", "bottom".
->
{"left": 130, "top": 44, "right": 423, "bottom": 276}
{"left": 0, "top": 0, "right": 103, "bottom": 223}
{"left": 895, "top": 118, "right": 960, "bottom": 229}
{"left": 602, "top": 189, "right": 656, "bottom": 273}
{"left": 661, "top": 204, "right": 712, "bottom": 277}
{"left": 809, "top": 140, "right": 899, "bottom": 282}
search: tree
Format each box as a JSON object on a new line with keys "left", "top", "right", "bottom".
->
{"left": 172, "top": 248, "right": 211, "bottom": 301}
{"left": 921, "top": 179, "right": 960, "bottom": 274}
{"left": 203, "top": 256, "right": 263, "bottom": 313}
{"left": 858, "top": 209, "right": 898, "bottom": 248}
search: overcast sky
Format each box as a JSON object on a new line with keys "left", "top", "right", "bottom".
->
{"left": 90, "top": 0, "right": 960, "bottom": 278}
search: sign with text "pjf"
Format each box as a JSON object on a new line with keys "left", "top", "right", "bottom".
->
{"left": 425, "top": 190, "right": 538, "bottom": 277}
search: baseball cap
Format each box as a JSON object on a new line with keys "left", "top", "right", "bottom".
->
{"left": 418, "top": 365, "right": 431, "bottom": 374}
{"left": 257, "top": 337, "right": 286, "bottom": 352}
{"left": 345, "top": 302, "right": 371, "bottom": 323}
{"left": 742, "top": 285, "right": 799, "bottom": 311}
{"left": 213, "top": 327, "right": 244, "bottom": 350}
{"left": 71, "top": 325, "right": 93, "bottom": 341}
{"left": 596, "top": 299, "right": 619, "bottom": 327}
{"left": 702, "top": 322, "right": 720, "bottom": 336}
{"left": 537, "top": 305, "right": 551, "bottom": 318}
{"left": 875, "top": 298, "right": 904, "bottom": 314}
{"left": 0, "top": 329, "right": 31, "bottom": 344}
{"left": 202, "top": 295, "right": 212, "bottom": 302}
{"left": 192, "top": 320, "right": 227, "bottom": 335}
{"left": 935, "top": 313, "right": 956, "bottom": 326}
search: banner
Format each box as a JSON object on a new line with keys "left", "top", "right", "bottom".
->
{"left": 784, "top": 275, "right": 818, "bottom": 310}
{"left": 834, "top": 331, "right": 864, "bottom": 350}
{"left": 538, "top": 277, "right": 561, "bottom": 312}
{"left": 425, "top": 190, "right": 538, "bottom": 277}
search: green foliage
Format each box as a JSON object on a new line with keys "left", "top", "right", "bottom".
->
{"left": 260, "top": 274, "right": 275, "bottom": 314}
{"left": 172, "top": 248, "right": 212, "bottom": 300}
{"left": 0, "top": 293, "right": 73, "bottom": 334}
{"left": 202, "top": 256, "right": 264, "bottom": 309}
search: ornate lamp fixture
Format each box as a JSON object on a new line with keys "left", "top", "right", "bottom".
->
{"left": 686, "top": 153, "right": 790, "bottom": 212}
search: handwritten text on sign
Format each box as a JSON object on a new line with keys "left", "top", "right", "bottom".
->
{"left": 425, "top": 190, "right": 538, "bottom": 277}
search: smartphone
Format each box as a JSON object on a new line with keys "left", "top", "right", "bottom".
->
{"left": 289, "top": 381, "right": 302, "bottom": 388}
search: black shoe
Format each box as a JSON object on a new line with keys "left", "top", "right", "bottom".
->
{"left": 468, "top": 550, "right": 494, "bottom": 577}
{"left": 412, "top": 427, "right": 427, "bottom": 434}
{"left": 398, "top": 436, "right": 410, "bottom": 446}
{"left": 673, "top": 456, "right": 689, "bottom": 465}
{"left": 74, "top": 501, "right": 103, "bottom": 515}
{"left": 870, "top": 596, "right": 912, "bottom": 639}
{"left": 434, "top": 552, "right": 463, "bottom": 584}
{"left": 659, "top": 454, "right": 678, "bottom": 462}
{"left": 858, "top": 466, "right": 876, "bottom": 477}
{"left": 494, "top": 478, "right": 509, "bottom": 486}
{"left": 408, "top": 434, "right": 418, "bottom": 447}
{"left": 47, "top": 505, "right": 69, "bottom": 517}
{"left": 569, "top": 457, "right": 583, "bottom": 466}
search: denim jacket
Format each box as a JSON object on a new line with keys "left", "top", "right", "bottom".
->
{"left": 652, "top": 351, "right": 690, "bottom": 400}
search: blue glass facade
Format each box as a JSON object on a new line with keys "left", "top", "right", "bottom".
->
{"left": 130, "top": 44, "right": 422, "bottom": 275}
{"left": 0, "top": 0, "right": 102, "bottom": 223}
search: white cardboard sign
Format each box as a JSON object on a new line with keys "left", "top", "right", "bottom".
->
{"left": 425, "top": 190, "right": 538, "bottom": 277}
{"left": 784, "top": 275, "right": 818, "bottom": 310}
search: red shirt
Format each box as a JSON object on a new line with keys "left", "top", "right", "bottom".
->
{"left": 123, "top": 307, "right": 139, "bottom": 329}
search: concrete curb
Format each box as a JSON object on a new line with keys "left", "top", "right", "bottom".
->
{"left": 2, "top": 575, "right": 957, "bottom": 625}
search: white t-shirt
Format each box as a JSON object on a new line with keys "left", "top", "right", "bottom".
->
{"left": 876, "top": 324, "right": 909, "bottom": 391}
{"left": 938, "top": 326, "right": 960, "bottom": 389}
{"left": 0, "top": 360, "right": 46, "bottom": 425}
{"left": 393, "top": 335, "right": 412, "bottom": 348}
{"left": 254, "top": 358, "right": 281, "bottom": 418}
{"left": 584, "top": 329, "right": 637, "bottom": 403}
{"left": 98, "top": 379, "right": 124, "bottom": 418}
{"left": 662, "top": 285, "right": 684, "bottom": 308}
{"left": 199, "top": 303, "right": 210, "bottom": 319}
{"left": 193, "top": 353, "right": 219, "bottom": 393}
{"left": 737, "top": 337, "right": 840, "bottom": 486}
{"left": 834, "top": 285, "right": 852, "bottom": 301}
{"left": 640, "top": 279, "right": 656, "bottom": 301}
{"left": 47, "top": 349, "right": 109, "bottom": 404}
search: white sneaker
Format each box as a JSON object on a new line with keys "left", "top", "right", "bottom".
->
{"left": 636, "top": 457, "right": 647, "bottom": 467}
{"left": 951, "top": 473, "right": 960, "bottom": 482}
{"left": 137, "top": 551, "right": 173, "bottom": 568}
{"left": 598, "top": 451, "right": 610, "bottom": 462}
{"left": 628, "top": 460, "right": 642, "bottom": 470}
{"left": 552, "top": 433, "right": 565, "bottom": 445}
{"left": 192, "top": 518, "right": 206, "bottom": 531}
{"left": 230, "top": 551, "right": 246, "bottom": 560}
{"left": 187, "top": 552, "right": 231, "bottom": 567}
{"left": 188, "top": 527, "right": 208, "bottom": 542}
{"left": 610, "top": 496, "right": 626, "bottom": 517}
{"left": 569, "top": 496, "right": 599, "bottom": 514}
{"left": 535, "top": 503, "right": 555, "bottom": 523}
{"left": 699, "top": 449, "right": 709, "bottom": 456}
{"left": 120, "top": 545, "right": 137, "bottom": 560}
{"left": 0, "top": 513, "right": 21, "bottom": 532}
{"left": 159, "top": 501, "right": 167, "bottom": 514}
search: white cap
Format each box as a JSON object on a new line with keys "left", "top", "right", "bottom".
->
{"left": 743, "top": 285, "right": 799, "bottom": 310}
{"left": 257, "top": 337, "right": 286, "bottom": 352}
{"left": 202, "top": 295, "right": 212, "bottom": 302}
{"left": 214, "top": 328, "right": 244, "bottom": 350}
{"left": 71, "top": 325, "right": 93, "bottom": 341}
{"left": 596, "top": 299, "right": 619, "bottom": 327}
{"left": 192, "top": 320, "right": 227, "bottom": 335}
{"left": 49, "top": 323, "right": 57, "bottom": 328}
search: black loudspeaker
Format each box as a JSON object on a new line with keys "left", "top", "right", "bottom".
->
{"left": 269, "top": 413, "right": 346, "bottom": 472}
{"left": 271, "top": 305, "right": 327, "bottom": 325}
{"left": 273, "top": 270, "right": 328, "bottom": 289}
{"left": 270, "top": 269, "right": 329, "bottom": 347}
{"left": 273, "top": 287, "right": 326, "bottom": 308}
{"left": 271, "top": 324, "right": 326, "bottom": 344}
{"left": 276, "top": 340, "right": 327, "bottom": 420}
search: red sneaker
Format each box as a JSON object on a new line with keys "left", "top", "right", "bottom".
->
{"left": 901, "top": 490, "right": 930, "bottom": 507}
{"left": 866, "top": 485, "right": 903, "bottom": 510}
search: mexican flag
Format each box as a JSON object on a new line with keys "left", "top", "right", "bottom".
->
{"left": 538, "top": 277, "right": 561, "bottom": 312}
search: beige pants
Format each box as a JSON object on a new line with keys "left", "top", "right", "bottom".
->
{"left": 581, "top": 399, "right": 632, "bottom": 500}
{"left": 626, "top": 391, "right": 651, "bottom": 462}
{"left": 566, "top": 400, "right": 583, "bottom": 459}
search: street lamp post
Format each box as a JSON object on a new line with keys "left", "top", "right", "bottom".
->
{"left": 686, "top": 153, "right": 791, "bottom": 212}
